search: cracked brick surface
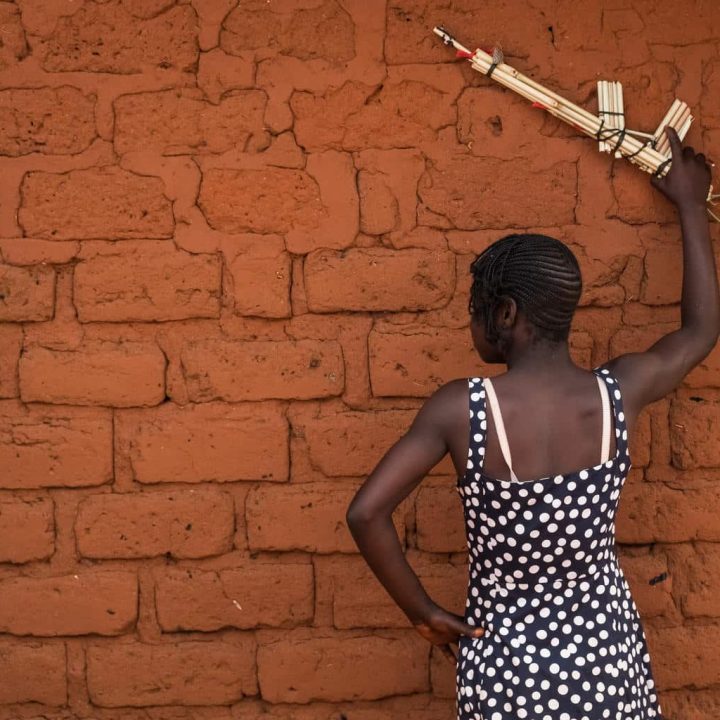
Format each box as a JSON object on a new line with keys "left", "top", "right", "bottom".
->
{"left": 0, "top": 0, "right": 719, "bottom": 716}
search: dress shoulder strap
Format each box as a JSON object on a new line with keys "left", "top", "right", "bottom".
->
{"left": 593, "top": 365, "right": 631, "bottom": 465}
{"left": 464, "top": 377, "right": 488, "bottom": 483}
{"left": 596, "top": 373, "right": 612, "bottom": 464}
{"left": 483, "top": 377, "right": 520, "bottom": 483}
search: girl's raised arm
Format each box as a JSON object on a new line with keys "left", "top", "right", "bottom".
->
{"left": 605, "top": 126, "right": 720, "bottom": 422}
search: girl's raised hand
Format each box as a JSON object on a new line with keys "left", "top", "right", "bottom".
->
{"left": 650, "top": 126, "right": 712, "bottom": 209}
{"left": 412, "top": 603, "right": 485, "bottom": 664}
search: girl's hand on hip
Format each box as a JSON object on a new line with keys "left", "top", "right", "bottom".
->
{"left": 412, "top": 604, "right": 485, "bottom": 663}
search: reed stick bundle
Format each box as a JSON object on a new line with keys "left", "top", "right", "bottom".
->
{"left": 433, "top": 26, "right": 718, "bottom": 218}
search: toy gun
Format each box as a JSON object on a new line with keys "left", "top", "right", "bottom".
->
{"left": 433, "top": 26, "right": 719, "bottom": 221}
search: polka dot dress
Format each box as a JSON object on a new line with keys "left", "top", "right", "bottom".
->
{"left": 455, "top": 367, "right": 663, "bottom": 720}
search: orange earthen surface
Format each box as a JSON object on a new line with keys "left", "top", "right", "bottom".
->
{"left": 0, "top": 0, "right": 719, "bottom": 718}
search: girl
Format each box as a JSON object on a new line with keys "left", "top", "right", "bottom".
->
{"left": 346, "top": 127, "right": 719, "bottom": 720}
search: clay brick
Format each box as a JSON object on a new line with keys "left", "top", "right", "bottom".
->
{"left": 155, "top": 562, "right": 314, "bottom": 631}
{"left": 289, "top": 82, "right": 371, "bottom": 150}
{"left": 0, "top": 641, "right": 66, "bottom": 705}
{"left": 704, "top": 59, "right": 720, "bottom": 124}
{"left": 224, "top": 241, "right": 291, "bottom": 318}
{"left": 356, "top": 149, "right": 426, "bottom": 238}
{"left": 347, "top": 81, "right": 457, "bottom": 152}
{"left": 621, "top": 302, "right": 678, "bottom": 328}
{"left": 0, "top": 263, "right": 55, "bottom": 321}
{"left": 197, "top": 48, "right": 254, "bottom": 104}
{"left": 0, "top": 238, "right": 79, "bottom": 265}
{"left": 295, "top": 407, "right": 414, "bottom": 477}
{"left": 685, "top": 342, "right": 720, "bottom": 389}
{"left": 647, "top": 399, "right": 672, "bottom": 467}
{"left": 610, "top": 161, "right": 676, "bottom": 224}
{"left": 415, "top": 484, "right": 467, "bottom": 554}
{"left": 0, "top": 324, "right": 22, "bottom": 397}
{"left": 369, "top": 327, "right": 479, "bottom": 397}
{"left": 86, "top": 639, "right": 256, "bottom": 706}
{"left": 0, "top": 87, "right": 96, "bottom": 156}
{"left": 19, "top": 167, "right": 174, "bottom": 240}
{"left": 292, "top": 79, "right": 456, "bottom": 152}
{"left": 551, "top": 235, "right": 639, "bottom": 310}
{"left": 609, "top": 323, "right": 671, "bottom": 356}
{"left": 257, "top": 631, "right": 428, "bottom": 702}
{"left": 0, "top": 572, "right": 137, "bottom": 636}
{"left": 358, "top": 170, "right": 397, "bottom": 235}
{"left": 19, "top": 341, "right": 166, "bottom": 407}
{"left": 642, "top": 245, "right": 682, "bottom": 305}
{"left": 418, "top": 157, "right": 576, "bottom": 229}
{"left": 200, "top": 151, "right": 357, "bottom": 254}
{"left": 116, "top": 401, "right": 288, "bottom": 483}
{"left": 647, "top": 624, "right": 720, "bottom": 689}
{"left": 232, "top": 696, "right": 452, "bottom": 720}
{"left": 403, "top": 252, "right": 470, "bottom": 329}
{"left": 385, "top": 2, "right": 541, "bottom": 65}
{"left": 325, "top": 555, "right": 466, "bottom": 629}
{"left": 617, "top": 550, "right": 675, "bottom": 619}
{"left": 368, "top": 180, "right": 398, "bottom": 235}
{"left": 670, "top": 542, "right": 720, "bottom": 618}
{"left": 0, "top": 401, "right": 113, "bottom": 489}
{"left": 659, "top": 688, "right": 720, "bottom": 720}
{"left": 74, "top": 241, "right": 221, "bottom": 322}
{"left": 75, "top": 489, "right": 235, "bottom": 559}
{"left": 114, "top": 89, "right": 267, "bottom": 155}
{"left": 182, "top": 338, "right": 343, "bottom": 401}
{"left": 631, "top": 407, "right": 651, "bottom": 469}
{"left": 642, "top": 4, "right": 720, "bottom": 46}
{"left": 0, "top": 498, "right": 54, "bottom": 563}
{"left": 41, "top": 2, "right": 198, "bottom": 72}
{"left": 456, "top": 86, "right": 556, "bottom": 163}
{"left": 122, "top": 0, "right": 178, "bottom": 19}
{"left": 570, "top": 331, "right": 593, "bottom": 367}
{"left": 293, "top": 151, "right": 359, "bottom": 253}
{"left": 670, "top": 398, "right": 720, "bottom": 469}
{"left": 617, "top": 480, "right": 720, "bottom": 544}
{"left": 246, "top": 481, "right": 405, "bottom": 553}
{"left": 198, "top": 168, "right": 323, "bottom": 234}
{"left": 221, "top": 0, "right": 354, "bottom": 63}
{"left": 304, "top": 249, "right": 455, "bottom": 313}
{"left": 0, "top": 3, "right": 27, "bottom": 71}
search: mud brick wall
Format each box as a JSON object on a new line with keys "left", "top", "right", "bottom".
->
{"left": 0, "top": 0, "right": 719, "bottom": 718}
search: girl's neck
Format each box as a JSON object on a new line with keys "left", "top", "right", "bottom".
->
{"left": 504, "top": 338, "right": 576, "bottom": 373}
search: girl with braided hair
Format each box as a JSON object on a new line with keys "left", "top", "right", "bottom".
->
{"left": 347, "top": 127, "right": 719, "bottom": 720}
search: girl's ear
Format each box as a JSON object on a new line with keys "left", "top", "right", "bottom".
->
{"left": 495, "top": 295, "right": 518, "bottom": 328}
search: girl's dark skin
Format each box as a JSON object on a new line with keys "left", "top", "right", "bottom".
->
{"left": 346, "top": 126, "right": 720, "bottom": 665}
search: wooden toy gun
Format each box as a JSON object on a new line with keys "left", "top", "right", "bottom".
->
{"left": 433, "top": 26, "right": 719, "bottom": 221}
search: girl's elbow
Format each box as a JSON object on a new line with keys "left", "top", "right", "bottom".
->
{"left": 346, "top": 497, "right": 386, "bottom": 528}
{"left": 346, "top": 501, "right": 372, "bottom": 528}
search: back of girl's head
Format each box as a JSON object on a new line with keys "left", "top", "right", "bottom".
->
{"left": 469, "top": 233, "right": 582, "bottom": 343}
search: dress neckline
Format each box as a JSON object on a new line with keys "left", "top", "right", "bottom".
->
{"left": 475, "top": 447, "right": 621, "bottom": 486}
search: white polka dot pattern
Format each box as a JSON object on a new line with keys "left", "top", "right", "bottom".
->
{"left": 455, "top": 367, "right": 663, "bottom": 720}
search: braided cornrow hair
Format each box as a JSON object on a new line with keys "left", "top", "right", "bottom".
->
{"left": 469, "top": 233, "right": 582, "bottom": 344}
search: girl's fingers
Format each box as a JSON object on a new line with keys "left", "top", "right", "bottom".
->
{"left": 463, "top": 624, "right": 485, "bottom": 637}
{"left": 666, "top": 126, "right": 682, "bottom": 157}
